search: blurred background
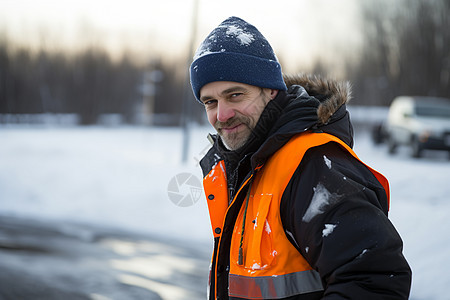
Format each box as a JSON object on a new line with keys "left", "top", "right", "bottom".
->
{"left": 0, "top": 0, "right": 449, "bottom": 299}
{"left": 1, "top": 0, "right": 448, "bottom": 126}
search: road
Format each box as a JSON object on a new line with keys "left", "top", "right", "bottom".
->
{"left": 0, "top": 215, "right": 210, "bottom": 300}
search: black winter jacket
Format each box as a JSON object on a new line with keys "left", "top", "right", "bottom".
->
{"left": 200, "top": 74, "right": 412, "bottom": 299}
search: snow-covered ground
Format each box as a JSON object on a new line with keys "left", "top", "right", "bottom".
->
{"left": 1, "top": 124, "right": 449, "bottom": 300}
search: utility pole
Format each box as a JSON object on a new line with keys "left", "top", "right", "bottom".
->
{"left": 181, "top": 0, "right": 199, "bottom": 163}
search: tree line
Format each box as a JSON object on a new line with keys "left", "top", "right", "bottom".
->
{"left": 0, "top": 44, "right": 202, "bottom": 125}
{"left": 347, "top": 0, "right": 449, "bottom": 106}
{"left": 0, "top": 0, "right": 448, "bottom": 125}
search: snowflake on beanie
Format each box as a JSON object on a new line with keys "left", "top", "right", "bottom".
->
{"left": 224, "top": 25, "right": 255, "bottom": 46}
{"left": 195, "top": 23, "right": 256, "bottom": 60}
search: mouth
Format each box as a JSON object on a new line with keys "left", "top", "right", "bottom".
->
{"left": 220, "top": 124, "right": 243, "bottom": 134}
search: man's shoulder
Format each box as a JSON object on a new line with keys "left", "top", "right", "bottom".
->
{"left": 300, "top": 140, "right": 359, "bottom": 168}
{"left": 291, "top": 141, "right": 385, "bottom": 201}
{"left": 282, "top": 140, "right": 372, "bottom": 192}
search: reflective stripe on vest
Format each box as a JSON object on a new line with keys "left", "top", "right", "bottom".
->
{"left": 203, "top": 132, "right": 390, "bottom": 299}
{"left": 229, "top": 269, "right": 323, "bottom": 299}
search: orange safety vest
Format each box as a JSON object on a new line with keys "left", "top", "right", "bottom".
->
{"left": 203, "top": 132, "right": 389, "bottom": 299}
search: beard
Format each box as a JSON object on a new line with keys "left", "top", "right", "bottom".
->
{"left": 215, "top": 115, "right": 253, "bottom": 151}
{"left": 212, "top": 89, "right": 271, "bottom": 151}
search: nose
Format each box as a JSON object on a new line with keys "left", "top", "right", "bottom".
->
{"left": 216, "top": 101, "right": 235, "bottom": 123}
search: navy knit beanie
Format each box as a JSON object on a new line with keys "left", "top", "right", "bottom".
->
{"left": 190, "top": 16, "right": 287, "bottom": 103}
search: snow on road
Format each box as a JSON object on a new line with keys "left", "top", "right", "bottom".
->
{"left": 0, "top": 125, "right": 449, "bottom": 300}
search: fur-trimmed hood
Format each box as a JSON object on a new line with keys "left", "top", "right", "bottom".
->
{"left": 283, "top": 74, "right": 352, "bottom": 125}
{"left": 247, "top": 73, "right": 355, "bottom": 168}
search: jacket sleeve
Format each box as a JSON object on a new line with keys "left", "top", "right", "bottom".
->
{"left": 280, "top": 142, "right": 412, "bottom": 299}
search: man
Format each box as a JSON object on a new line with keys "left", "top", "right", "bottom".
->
{"left": 190, "top": 16, "right": 411, "bottom": 300}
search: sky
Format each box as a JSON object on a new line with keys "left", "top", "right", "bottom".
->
{"left": 0, "top": 0, "right": 363, "bottom": 73}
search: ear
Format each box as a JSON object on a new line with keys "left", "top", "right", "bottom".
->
{"left": 270, "top": 89, "right": 279, "bottom": 100}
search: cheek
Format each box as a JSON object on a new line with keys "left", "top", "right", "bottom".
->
{"left": 206, "top": 111, "right": 217, "bottom": 126}
{"left": 242, "top": 106, "right": 260, "bottom": 122}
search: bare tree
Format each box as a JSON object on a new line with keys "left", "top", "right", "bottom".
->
{"left": 347, "top": 0, "right": 450, "bottom": 106}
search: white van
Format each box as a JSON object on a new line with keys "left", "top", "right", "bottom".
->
{"left": 386, "top": 96, "right": 450, "bottom": 158}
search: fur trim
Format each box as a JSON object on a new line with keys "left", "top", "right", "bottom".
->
{"left": 283, "top": 74, "right": 352, "bottom": 125}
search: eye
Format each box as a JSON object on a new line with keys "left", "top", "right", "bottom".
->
{"left": 228, "top": 93, "right": 244, "bottom": 101}
{"left": 203, "top": 99, "right": 217, "bottom": 107}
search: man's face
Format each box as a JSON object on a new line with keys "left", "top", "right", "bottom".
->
{"left": 199, "top": 81, "right": 276, "bottom": 150}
